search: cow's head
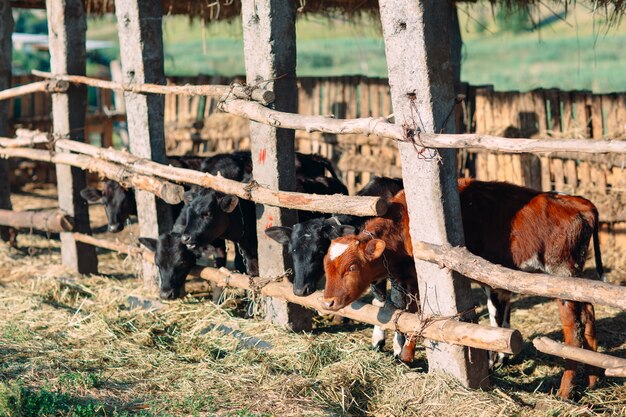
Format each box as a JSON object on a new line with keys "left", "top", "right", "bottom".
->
{"left": 322, "top": 234, "right": 386, "bottom": 311}
{"left": 81, "top": 181, "right": 134, "bottom": 232}
{"left": 265, "top": 218, "right": 355, "bottom": 297}
{"left": 139, "top": 233, "right": 196, "bottom": 300}
{"left": 180, "top": 189, "right": 238, "bottom": 249}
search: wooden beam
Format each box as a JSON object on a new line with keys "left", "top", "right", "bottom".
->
{"left": 193, "top": 267, "right": 523, "bottom": 355}
{"left": 0, "top": 0, "right": 14, "bottom": 244}
{"left": 0, "top": 208, "right": 73, "bottom": 232}
{"left": 605, "top": 366, "right": 626, "bottom": 378}
{"left": 242, "top": 0, "right": 312, "bottom": 331}
{"left": 46, "top": 0, "right": 97, "bottom": 273}
{"left": 0, "top": 129, "right": 50, "bottom": 147}
{"left": 115, "top": 0, "right": 170, "bottom": 289}
{"left": 0, "top": 147, "right": 185, "bottom": 204}
{"left": 0, "top": 80, "right": 69, "bottom": 101}
{"left": 411, "top": 241, "right": 626, "bottom": 310}
{"left": 533, "top": 337, "right": 626, "bottom": 375}
{"left": 379, "top": 0, "right": 489, "bottom": 388}
{"left": 54, "top": 139, "right": 385, "bottom": 216}
{"left": 218, "top": 98, "right": 626, "bottom": 154}
{"left": 70, "top": 231, "right": 525, "bottom": 356}
{"left": 32, "top": 70, "right": 275, "bottom": 105}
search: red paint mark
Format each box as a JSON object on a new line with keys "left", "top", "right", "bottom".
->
{"left": 264, "top": 221, "right": 273, "bottom": 230}
{"left": 258, "top": 148, "right": 267, "bottom": 165}
{"left": 268, "top": 215, "right": 274, "bottom": 222}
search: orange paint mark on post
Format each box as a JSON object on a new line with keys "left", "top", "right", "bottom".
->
{"left": 258, "top": 148, "right": 267, "bottom": 165}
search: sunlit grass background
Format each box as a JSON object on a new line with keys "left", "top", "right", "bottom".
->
{"left": 83, "top": 5, "right": 626, "bottom": 92}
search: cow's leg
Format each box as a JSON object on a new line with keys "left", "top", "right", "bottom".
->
{"left": 210, "top": 239, "right": 227, "bottom": 303}
{"left": 581, "top": 302, "right": 600, "bottom": 389}
{"left": 390, "top": 278, "right": 419, "bottom": 363}
{"left": 212, "top": 239, "right": 227, "bottom": 268}
{"left": 556, "top": 299, "right": 583, "bottom": 398}
{"left": 371, "top": 281, "right": 387, "bottom": 350}
{"left": 388, "top": 280, "right": 408, "bottom": 359}
{"left": 233, "top": 244, "right": 246, "bottom": 273}
{"left": 371, "top": 299, "right": 386, "bottom": 351}
{"left": 484, "top": 287, "right": 511, "bottom": 367}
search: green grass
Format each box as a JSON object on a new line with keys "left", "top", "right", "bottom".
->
{"left": 14, "top": 6, "right": 626, "bottom": 93}
{"left": 0, "top": 381, "right": 137, "bottom": 417}
{"left": 461, "top": 32, "right": 626, "bottom": 92}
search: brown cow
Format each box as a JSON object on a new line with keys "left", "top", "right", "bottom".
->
{"left": 322, "top": 179, "right": 604, "bottom": 398}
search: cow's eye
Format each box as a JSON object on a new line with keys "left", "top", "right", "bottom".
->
{"left": 348, "top": 264, "right": 357, "bottom": 272}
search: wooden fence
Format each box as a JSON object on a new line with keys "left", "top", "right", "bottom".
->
{"left": 162, "top": 76, "right": 626, "bottom": 198}
{"left": 1, "top": 75, "right": 626, "bottom": 380}
{"left": 6, "top": 74, "right": 626, "bottom": 224}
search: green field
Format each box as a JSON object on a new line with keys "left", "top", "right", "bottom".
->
{"left": 84, "top": 6, "right": 626, "bottom": 93}
{"left": 14, "top": 6, "right": 626, "bottom": 92}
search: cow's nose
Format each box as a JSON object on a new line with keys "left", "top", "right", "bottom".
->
{"left": 160, "top": 288, "right": 176, "bottom": 300}
{"left": 180, "top": 234, "right": 190, "bottom": 243}
{"left": 293, "top": 286, "right": 306, "bottom": 297}
{"left": 321, "top": 296, "right": 336, "bottom": 310}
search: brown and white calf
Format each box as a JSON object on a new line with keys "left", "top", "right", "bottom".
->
{"left": 323, "top": 189, "right": 419, "bottom": 362}
{"left": 322, "top": 179, "right": 605, "bottom": 398}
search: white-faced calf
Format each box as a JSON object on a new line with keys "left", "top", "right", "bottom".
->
{"left": 266, "top": 176, "right": 403, "bottom": 297}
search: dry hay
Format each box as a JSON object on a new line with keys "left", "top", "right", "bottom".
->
{"left": 79, "top": 0, "right": 626, "bottom": 22}
{"left": 0, "top": 190, "right": 624, "bottom": 417}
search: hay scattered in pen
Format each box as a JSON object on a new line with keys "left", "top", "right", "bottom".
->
{"left": 0, "top": 191, "right": 624, "bottom": 417}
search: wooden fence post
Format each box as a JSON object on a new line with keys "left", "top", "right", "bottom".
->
{"left": 241, "top": 0, "right": 312, "bottom": 331}
{"left": 379, "top": 0, "right": 490, "bottom": 388}
{"left": 115, "top": 0, "right": 171, "bottom": 288}
{"left": 0, "top": 1, "right": 13, "bottom": 244}
{"left": 46, "top": 0, "right": 98, "bottom": 273}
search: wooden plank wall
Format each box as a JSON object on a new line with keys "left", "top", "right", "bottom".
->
{"left": 162, "top": 76, "right": 625, "bottom": 201}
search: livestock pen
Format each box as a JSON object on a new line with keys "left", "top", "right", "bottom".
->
{"left": 1, "top": 0, "right": 626, "bottom": 416}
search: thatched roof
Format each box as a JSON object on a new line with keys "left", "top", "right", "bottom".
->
{"left": 9, "top": 0, "right": 625, "bottom": 21}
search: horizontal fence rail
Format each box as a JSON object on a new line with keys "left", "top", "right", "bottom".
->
{"left": 0, "top": 208, "right": 73, "bottom": 232}
{"left": 32, "top": 70, "right": 275, "bottom": 105}
{"left": 219, "top": 98, "right": 626, "bottom": 154}
{"left": 412, "top": 241, "right": 626, "bottom": 310}
{"left": 0, "top": 147, "right": 186, "bottom": 205}
{"left": 7, "top": 74, "right": 625, "bottom": 156}
{"left": 71, "top": 232, "right": 523, "bottom": 355}
{"left": 53, "top": 138, "right": 387, "bottom": 216}
{"left": 533, "top": 337, "right": 626, "bottom": 377}
{"left": 0, "top": 135, "right": 386, "bottom": 217}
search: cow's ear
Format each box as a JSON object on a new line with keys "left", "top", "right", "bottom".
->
{"left": 219, "top": 195, "right": 239, "bottom": 213}
{"left": 265, "top": 226, "right": 292, "bottom": 245}
{"left": 80, "top": 187, "right": 103, "bottom": 203}
{"left": 364, "top": 239, "right": 385, "bottom": 261}
{"left": 182, "top": 189, "right": 196, "bottom": 205}
{"left": 326, "top": 224, "right": 356, "bottom": 239}
{"left": 138, "top": 237, "right": 157, "bottom": 252}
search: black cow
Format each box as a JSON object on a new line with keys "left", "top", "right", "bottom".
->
{"left": 139, "top": 151, "right": 346, "bottom": 299}
{"left": 178, "top": 172, "right": 350, "bottom": 278}
{"left": 80, "top": 180, "right": 137, "bottom": 233}
{"left": 80, "top": 156, "right": 203, "bottom": 232}
{"left": 83, "top": 151, "right": 342, "bottom": 233}
{"left": 138, "top": 204, "right": 220, "bottom": 300}
{"left": 265, "top": 176, "right": 403, "bottom": 296}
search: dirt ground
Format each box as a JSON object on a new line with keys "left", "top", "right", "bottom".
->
{"left": 0, "top": 186, "right": 624, "bottom": 417}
